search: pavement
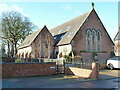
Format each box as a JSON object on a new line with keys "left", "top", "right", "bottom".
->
{"left": 2, "top": 69, "right": 120, "bottom": 88}
{"left": 99, "top": 69, "right": 120, "bottom": 79}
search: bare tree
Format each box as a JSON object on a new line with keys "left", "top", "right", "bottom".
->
{"left": 1, "top": 11, "right": 36, "bottom": 57}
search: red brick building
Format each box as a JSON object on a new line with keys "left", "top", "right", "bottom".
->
{"left": 114, "top": 26, "right": 120, "bottom": 56}
{"left": 18, "top": 26, "right": 54, "bottom": 59}
{"left": 50, "top": 5, "right": 114, "bottom": 64}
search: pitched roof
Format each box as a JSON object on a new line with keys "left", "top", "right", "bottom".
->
{"left": 18, "top": 26, "right": 47, "bottom": 49}
{"left": 51, "top": 10, "right": 91, "bottom": 46}
{"left": 50, "top": 11, "right": 90, "bottom": 37}
{"left": 114, "top": 31, "right": 120, "bottom": 41}
{"left": 51, "top": 8, "right": 114, "bottom": 46}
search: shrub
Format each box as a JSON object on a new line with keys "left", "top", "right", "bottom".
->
{"left": 68, "top": 51, "right": 72, "bottom": 57}
{"left": 92, "top": 52, "right": 97, "bottom": 57}
{"left": 15, "top": 59, "right": 23, "bottom": 63}
{"left": 63, "top": 55, "right": 70, "bottom": 62}
{"left": 74, "top": 56, "right": 83, "bottom": 63}
{"left": 80, "top": 50, "right": 87, "bottom": 53}
{"left": 110, "top": 51, "right": 115, "bottom": 57}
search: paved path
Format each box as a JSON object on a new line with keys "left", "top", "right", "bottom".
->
{"left": 99, "top": 69, "right": 120, "bottom": 79}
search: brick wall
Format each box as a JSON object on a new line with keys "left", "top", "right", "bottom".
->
{"left": 2, "top": 62, "right": 56, "bottom": 78}
{"left": 97, "top": 53, "right": 110, "bottom": 64}
{"left": 99, "top": 64, "right": 107, "bottom": 69}
{"left": 80, "top": 52, "right": 110, "bottom": 64}
{"left": 80, "top": 53, "right": 93, "bottom": 63}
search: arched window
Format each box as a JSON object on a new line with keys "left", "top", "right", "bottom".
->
{"left": 86, "top": 29, "right": 102, "bottom": 51}
{"left": 92, "top": 30, "right": 96, "bottom": 50}
{"left": 86, "top": 30, "right": 91, "bottom": 50}
{"left": 97, "top": 31, "right": 102, "bottom": 50}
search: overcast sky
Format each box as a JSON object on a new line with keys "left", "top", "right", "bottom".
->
{"left": 0, "top": 2, "right": 119, "bottom": 40}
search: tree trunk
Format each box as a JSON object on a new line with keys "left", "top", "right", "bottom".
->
{"left": 14, "top": 41, "right": 17, "bottom": 57}
{"left": 10, "top": 43, "right": 14, "bottom": 57}
{"left": 7, "top": 41, "right": 10, "bottom": 57}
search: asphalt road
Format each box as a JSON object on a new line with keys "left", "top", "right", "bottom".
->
{"left": 41, "top": 78, "right": 120, "bottom": 88}
{"left": 2, "top": 75, "right": 120, "bottom": 88}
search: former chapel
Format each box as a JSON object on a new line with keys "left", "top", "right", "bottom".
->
{"left": 18, "top": 3, "right": 114, "bottom": 64}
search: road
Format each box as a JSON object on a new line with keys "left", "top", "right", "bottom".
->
{"left": 2, "top": 75, "right": 120, "bottom": 88}
{"left": 41, "top": 78, "right": 120, "bottom": 88}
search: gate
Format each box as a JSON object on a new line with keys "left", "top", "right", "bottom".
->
{"left": 42, "top": 58, "right": 65, "bottom": 74}
{"left": 56, "top": 59, "right": 65, "bottom": 74}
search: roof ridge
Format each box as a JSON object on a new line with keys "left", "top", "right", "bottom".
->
{"left": 57, "top": 9, "right": 93, "bottom": 46}
{"left": 18, "top": 26, "right": 45, "bottom": 49}
{"left": 69, "top": 9, "right": 94, "bottom": 42}
{"left": 114, "top": 31, "right": 120, "bottom": 41}
{"left": 77, "top": 9, "right": 93, "bottom": 29}
{"left": 50, "top": 10, "right": 91, "bottom": 34}
{"left": 23, "top": 25, "right": 47, "bottom": 40}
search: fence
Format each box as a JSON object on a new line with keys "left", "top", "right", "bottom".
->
{"left": 41, "top": 59, "right": 92, "bottom": 73}
{"left": 43, "top": 59, "right": 92, "bottom": 73}
{"left": 43, "top": 58, "right": 64, "bottom": 65}
{"left": 16, "top": 57, "right": 105, "bottom": 73}
{"left": 16, "top": 58, "right": 103, "bottom": 74}
{"left": 2, "top": 57, "right": 16, "bottom": 62}
{"left": 65, "top": 62, "right": 92, "bottom": 70}
{"left": 22, "top": 58, "right": 64, "bottom": 64}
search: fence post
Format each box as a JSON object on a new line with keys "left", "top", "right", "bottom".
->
{"left": 63, "top": 59, "right": 65, "bottom": 74}
{"left": 91, "top": 62, "right": 99, "bottom": 79}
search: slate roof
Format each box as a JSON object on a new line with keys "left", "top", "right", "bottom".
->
{"left": 51, "top": 8, "right": 114, "bottom": 46}
{"left": 18, "top": 26, "right": 46, "bottom": 49}
{"left": 50, "top": 10, "right": 91, "bottom": 46}
{"left": 50, "top": 11, "right": 90, "bottom": 37}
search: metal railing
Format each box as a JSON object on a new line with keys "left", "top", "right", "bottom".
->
{"left": 65, "top": 61, "right": 92, "bottom": 70}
